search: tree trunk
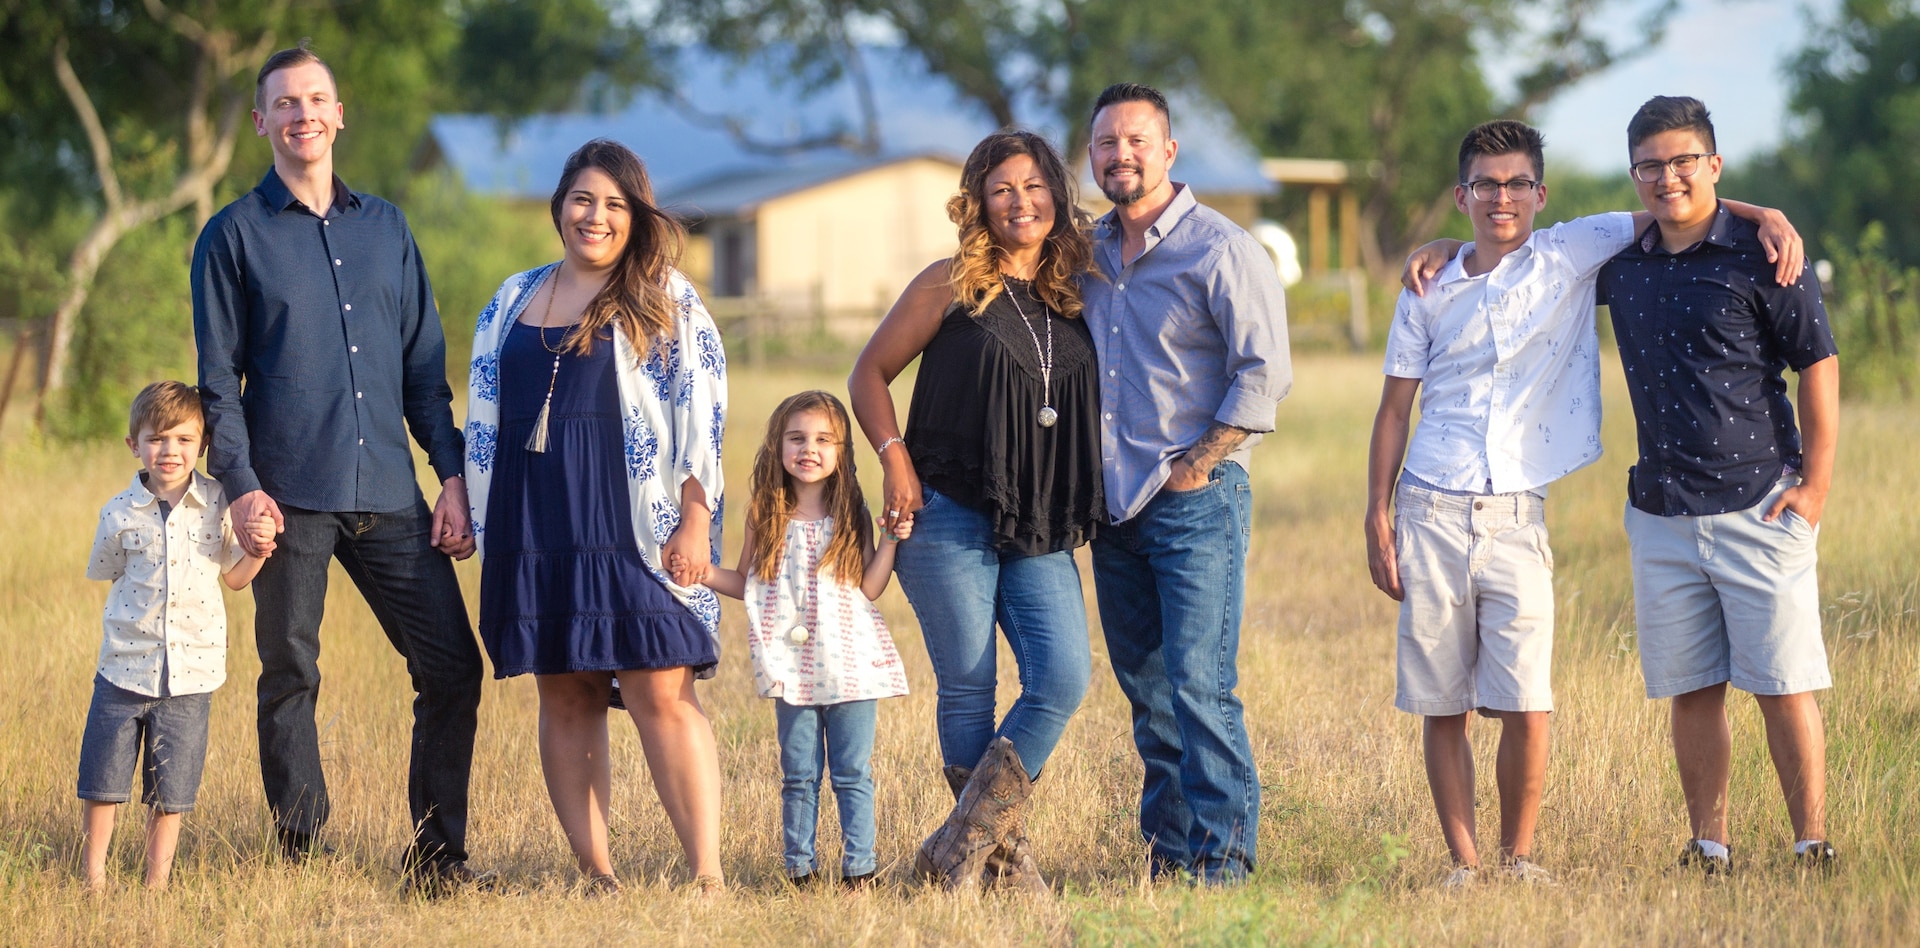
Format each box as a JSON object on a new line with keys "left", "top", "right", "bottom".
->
{"left": 33, "top": 6, "right": 271, "bottom": 427}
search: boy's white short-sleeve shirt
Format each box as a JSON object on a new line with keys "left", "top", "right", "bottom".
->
{"left": 1384, "top": 212, "right": 1636, "bottom": 495}
{"left": 88, "top": 469, "right": 245, "bottom": 697}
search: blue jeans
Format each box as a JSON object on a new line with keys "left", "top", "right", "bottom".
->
{"left": 775, "top": 698, "right": 878, "bottom": 877}
{"left": 1092, "top": 461, "right": 1258, "bottom": 883}
{"left": 893, "top": 488, "right": 1092, "bottom": 778}
{"left": 76, "top": 677, "right": 213, "bottom": 812}
{"left": 252, "top": 502, "right": 483, "bottom": 866}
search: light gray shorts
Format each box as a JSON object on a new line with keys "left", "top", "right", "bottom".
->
{"left": 1625, "top": 475, "right": 1829, "bottom": 699}
{"left": 1393, "top": 482, "right": 1555, "bottom": 716}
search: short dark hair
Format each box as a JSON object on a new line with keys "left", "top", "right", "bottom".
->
{"left": 128, "top": 381, "right": 205, "bottom": 440}
{"left": 1089, "top": 82, "right": 1172, "bottom": 134}
{"left": 1627, "top": 95, "right": 1716, "bottom": 153}
{"left": 255, "top": 43, "right": 336, "bottom": 113}
{"left": 1458, "top": 120, "right": 1546, "bottom": 183}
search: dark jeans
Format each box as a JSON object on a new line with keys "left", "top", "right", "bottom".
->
{"left": 1092, "top": 461, "right": 1258, "bottom": 884}
{"left": 253, "top": 502, "right": 482, "bottom": 865}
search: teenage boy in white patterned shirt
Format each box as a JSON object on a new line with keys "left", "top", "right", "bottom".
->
{"left": 78, "top": 381, "right": 274, "bottom": 891}
{"left": 1368, "top": 120, "right": 1801, "bottom": 887}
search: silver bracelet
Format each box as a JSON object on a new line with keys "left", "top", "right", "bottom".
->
{"left": 876, "top": 436, "right": 905, "bottom": 456}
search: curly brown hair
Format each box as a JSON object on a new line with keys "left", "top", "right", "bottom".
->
{"left": 745, "top": 391, "right": 872, "bottom": 587}
{"left": 945, "top": 129, "right": 1093, "bottom": 318}
{"left": 546, "top": 139, "right": 688, "bottom": 359}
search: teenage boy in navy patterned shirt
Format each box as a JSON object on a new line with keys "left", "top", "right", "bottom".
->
{"left": 1597, "top": 96, "right": 1840, "bottom": 874}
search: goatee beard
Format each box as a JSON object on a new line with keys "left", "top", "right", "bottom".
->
{"left": 1103, "top": 180, "right": 1146, "bottom": 206}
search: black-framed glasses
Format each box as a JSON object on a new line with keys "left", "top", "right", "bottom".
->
{"left": 1463, "top": 178, "right": 1539, "bottom": 202}
{"left": 1630, "top": 153, "right": 1715, "bottom": 183}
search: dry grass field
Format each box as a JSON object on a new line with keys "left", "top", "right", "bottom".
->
{"left": 2, "top": 353, "right": 1916, "bottom": 945}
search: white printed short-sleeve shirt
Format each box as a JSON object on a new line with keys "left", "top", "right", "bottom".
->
{"left": 1384, "top": 212, "right": 1636, "bottom": 495}
{"left": 87, "top": 470, "right": 245, "bottom": 697}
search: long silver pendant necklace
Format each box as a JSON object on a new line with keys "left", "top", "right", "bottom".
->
{"left": 1001, "top": 274, "right": 1058, "bottom": 427}
{"left": 525, "top": 263, "right": 566, "bottom": 453}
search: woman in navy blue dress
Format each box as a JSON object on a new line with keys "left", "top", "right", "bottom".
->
{"left": 463, "top": 140, "right": 730, "bottom": 892}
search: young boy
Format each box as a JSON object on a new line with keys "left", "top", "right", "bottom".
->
{"left": 78, "top": 381, "right": 275, "bottom": 890}
{"left": 1368, "top": 120, "right": 1800, "bottom": 887}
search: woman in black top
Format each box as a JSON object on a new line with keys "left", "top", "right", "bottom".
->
{"left": 848, "top": 129, "right": 1101, "bottom": 892}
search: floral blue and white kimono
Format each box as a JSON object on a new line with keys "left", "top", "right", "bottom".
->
{"left": 464, "top": 262, "right": 728, "bottom": 645}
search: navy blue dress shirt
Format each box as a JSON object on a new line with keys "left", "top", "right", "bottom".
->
{"left": 1597, "top": 204, "right": 1837, "bottom": 517}
{"left": 192, "top": 168, "right": 463, "bottom": 513}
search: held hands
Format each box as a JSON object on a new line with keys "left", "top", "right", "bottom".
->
{"left": 876, "top": 513, "right": 914, "bottom": 544}
{"left": 430, "top": 476, "right": 476, "bottom": 561}
{"left": 245, "top": 512, "right": 278, "bottom": 557}
{"left": 663, "top": 522, "right": 712, "bottom": 587}
{"left": 1365, "top": 508, "right": 1403, "bottom": 601}
{"left": 231, "top": 490, "right": 283, "bottom": 557}
{"left": 877, "top": 447, "right": 924, "bottom": 538}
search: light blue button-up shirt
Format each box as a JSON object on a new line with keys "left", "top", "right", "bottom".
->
{"left": 1083, "top": 184, "right": 1293, "bottom": 522}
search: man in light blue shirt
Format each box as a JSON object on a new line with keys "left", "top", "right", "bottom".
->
{"left": 1080, "top": 82, "right": 1293, "bottom": 885}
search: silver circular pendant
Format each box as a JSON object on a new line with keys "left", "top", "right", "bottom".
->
{"left": 1037, "top": 406, "right": 1059, "bottom": 428}
{"left": 786, "top": 625, "right": 810, "bottom": 645}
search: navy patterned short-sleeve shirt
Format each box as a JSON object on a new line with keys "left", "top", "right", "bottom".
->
{"left": 1597, "top": 204, "right": 1838, "bottom": 517}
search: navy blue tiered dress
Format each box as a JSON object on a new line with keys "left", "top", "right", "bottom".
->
{"left": 477, "top": 320, "right": 715, "bottom": 677}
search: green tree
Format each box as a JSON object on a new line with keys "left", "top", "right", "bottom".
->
{"left": 0, "top": 0, "right": 652, "bottom": 435}
{"left": 1, "top": 1, "right": 286, "bottom": 423}
{"left": 1770, "top": 0, "right": 1920, "bottom": 266}
{"left": 644, "top": 0, "right": 1674, "bottom": 276}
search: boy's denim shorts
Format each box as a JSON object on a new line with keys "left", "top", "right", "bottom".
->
{"left": 1625, "top": 475, "right": 1830, "bottom": 699}
{"left": 76, "top": 675, "right": 213, "bottom": 812}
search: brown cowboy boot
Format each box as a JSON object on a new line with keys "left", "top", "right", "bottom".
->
{"left": 915, "top": 738, "right": 1025, "bottom": 890}
{"left": 935, "top": 751, "right": 1049, "bottom": 893}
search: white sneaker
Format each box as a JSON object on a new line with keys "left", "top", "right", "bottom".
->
{"left": 1442, "top": 865, "right": 1478, "bottom": 889}
{"left": 1503, "top": 857, "right": 1556, "bottom": 885}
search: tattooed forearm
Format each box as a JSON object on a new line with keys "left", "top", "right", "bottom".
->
{"left": 1183, "top": 422, "right": 1252, "bottom": 473}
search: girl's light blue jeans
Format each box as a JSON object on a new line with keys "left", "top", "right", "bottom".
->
{"left": 892, "top": 487, "right": 1092, "bottom": 779}
{"left": 775, "top": 698, "right": 878, "bottom": 877}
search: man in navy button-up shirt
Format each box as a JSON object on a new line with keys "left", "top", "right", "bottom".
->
{"left": 191, "top": 47, "right": 486, "bottom": 891}
{"left": 1599, "top": 96, "right": 1839, "bottom": 873}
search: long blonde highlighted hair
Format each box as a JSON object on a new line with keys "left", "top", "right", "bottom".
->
{"left": 745, "top": 391, "right": 871, "bottom": 586}
{"left": 945, "top": 129, "right": 1094, "bottom": 318}
{"left": 547, "top": 139, "right": 687, "bottom": 358}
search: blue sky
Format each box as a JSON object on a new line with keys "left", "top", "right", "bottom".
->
{"left": 1497, "top": 0, "right": 1842, "bottom": 173}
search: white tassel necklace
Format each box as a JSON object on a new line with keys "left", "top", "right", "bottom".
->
{"left": 525, "top": 263, "right": 567, "bottom": 453}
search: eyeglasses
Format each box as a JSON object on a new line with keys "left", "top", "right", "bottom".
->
{"left": 1630, "top": 153, "right": 1715, "bottom": 183}
{"left": 1462, "top": 178, "right": 1539, "bottom": 202}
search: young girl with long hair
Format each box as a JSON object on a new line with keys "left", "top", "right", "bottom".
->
{"left": 693, "top": 390, "right": 910, "bottom": 889}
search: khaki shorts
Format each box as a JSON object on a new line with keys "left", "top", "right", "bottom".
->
{"left": 1393, "top": 482, "right": 1555, "bottom": 716}
{"left": 1625, "top": 475, "right": 1829, "bottom": 699}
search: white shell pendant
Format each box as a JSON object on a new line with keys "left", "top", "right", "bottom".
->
{"left": 787, "top": 625, "right": 810, "bottom": 645}
{"left": 1037, "top": 406, "right": 1058, "bottom": 428}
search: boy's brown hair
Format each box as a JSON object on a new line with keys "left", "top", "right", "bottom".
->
{"left": 1458, "top": 119, "right": 1546, "bottom": 184}
{"left": 128, "top": 381, "right": 206, "bottom": 439}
